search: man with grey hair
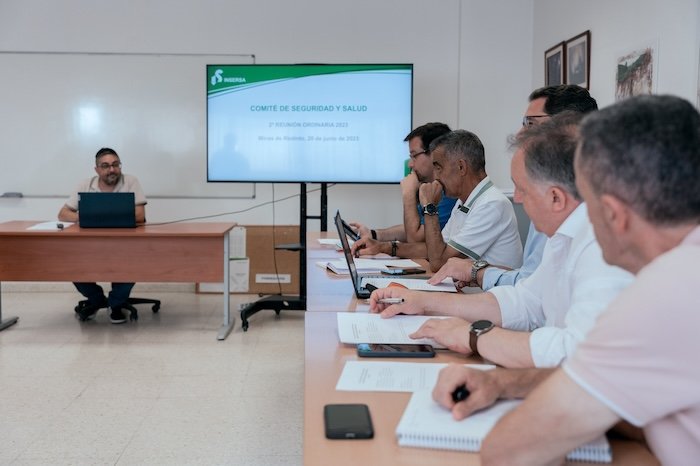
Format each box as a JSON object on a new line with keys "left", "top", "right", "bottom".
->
{"left": 471, "top": 95, "right": 700, "bottom": 465}
{"left": 370, "top": 113, "right": 632, "bottom": 369}
{"left": 352, "top": 130, "right": 523, "bottom": 273}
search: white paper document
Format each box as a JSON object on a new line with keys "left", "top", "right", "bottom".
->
{"left": 336, "top": 361, "right": 495, "bottom": 392}
{"left": 26, "top": 221, "right": 74, "bottom": 231}
{"left": 336, "top": 312, "right": 451, "bottom": 348}
{"left": 321, "top": 258, "right": 421, "bottom": 275}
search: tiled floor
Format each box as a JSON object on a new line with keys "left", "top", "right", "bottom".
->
{"left": 0, "top": 290, "right": 304, "bottom": 465}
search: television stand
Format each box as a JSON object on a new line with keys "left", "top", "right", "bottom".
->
{"left": 240, "top": 183, "right": 327, "bottom": 331}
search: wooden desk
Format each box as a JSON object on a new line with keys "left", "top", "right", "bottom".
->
{"left": 303, "top": 312, "right": 659, "bottom": 466}
{"left": 0, "top": 220, "right": 237, "bottom": 339}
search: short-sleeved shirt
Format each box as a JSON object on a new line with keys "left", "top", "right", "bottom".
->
{"left": 564, "top": 226, "right": 700, "bottom": 465}
{"left": 488, "top": 203, "right": 633, "bottom": 367}
{"left": 416, "top": 194, "right": 457, "bottom": 230}
{"left": 65, "top": 174, "right": 147, "bottom": 211}
{"left": 441, "top": 177, "right": 523, "bottom": 269}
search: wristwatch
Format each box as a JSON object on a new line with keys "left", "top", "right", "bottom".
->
{"left": 469, "top": 320, "right": 495, "bottom": 357}
{"left": 470, "top": 259, "right": 489, "bottom": 286}
{"left": 423, "top": 203, "right": 438, "bottom": 216}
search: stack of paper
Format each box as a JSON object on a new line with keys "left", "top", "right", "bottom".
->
{"left": 321, "top": 258, "right": 421, "bottom": 275}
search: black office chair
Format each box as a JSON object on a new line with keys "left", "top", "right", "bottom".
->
{"left": 74, "top": 297, "right": 161, "bottom": 321}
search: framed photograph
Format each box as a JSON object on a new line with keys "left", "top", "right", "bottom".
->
{"left": 544, "top": 42, "right": 566, "bottom": 86}
{"left": 565, "top": 30, "right": 591, "bottom": 89}
{"left": 615, "top": 44, "right": 656, "bottom": 101}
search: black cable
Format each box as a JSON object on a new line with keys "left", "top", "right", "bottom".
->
{"left": 146, "top": 183, "right": 334, "bottom": 226}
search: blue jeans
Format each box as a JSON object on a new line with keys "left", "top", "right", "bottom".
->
{"left": 73, "top": 282, "right": 135, "bottom": 308}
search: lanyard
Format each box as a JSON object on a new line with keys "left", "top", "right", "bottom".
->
{"left": 457, "top": 180, "right": 493, "bottom": 214}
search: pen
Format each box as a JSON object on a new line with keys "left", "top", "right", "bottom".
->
{"left": 451, "top": 384, "right": 470, "bottom": 403}
{"left": 377, "top": 297, "right": 404, "bottom": 304}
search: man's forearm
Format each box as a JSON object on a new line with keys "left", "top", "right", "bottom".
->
{"left": 403, "top": 191, "right": 423, "bottom": 243}
{"left": 376, "top": 225, "right": 407, "bottom": 242}
{"left": 491, "top": 367, "right": 555, "bottom": 399}
{"left": 424, "top": 215, "right": 449, "bottom": 271}
{"left": 477, "top": 328, "right": 535, "bottom": 368}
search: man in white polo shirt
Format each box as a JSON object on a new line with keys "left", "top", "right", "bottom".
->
{"left": 352, "top": 130, "right": 522, "bottom": 272}
{"left": 370, "top": 113, "right": 632, "bottom": 369}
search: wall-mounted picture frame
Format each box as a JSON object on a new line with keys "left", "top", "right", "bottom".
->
{"left": 545, "top": 42, "right": 566, "bottom": 86}
{"left": 566, "top": 30, "right": 590, "bottom": 89}
{"left": 615, "top": 44, "right": 656, "bottom": 101}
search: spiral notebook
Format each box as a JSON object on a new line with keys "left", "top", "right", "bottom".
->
{"left": 396, "top": 390, "right": 612, "bottom": 463}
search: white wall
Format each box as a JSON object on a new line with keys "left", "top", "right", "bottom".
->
{"left": 1, "top": 0, "right": 696, "bottom": 231}
{"left": 533, "top": 0, "right": 700, "bottom": 107}
{"left": 0, "top": 0, "right": 531, "bottom": 230}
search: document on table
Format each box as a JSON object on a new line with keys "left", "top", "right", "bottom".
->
{"left": 321, "top": 258, "right": 421, "bottom": 275}
{"left": 336, "top": 312, "right": 451, "bottom": 348}
{"left": 336, "top": 361, "right": 495, "bottom": 392}
{"left": 26, "top": 221, "right": 74, "bottom": 231}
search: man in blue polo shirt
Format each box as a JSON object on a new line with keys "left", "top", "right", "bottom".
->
{"left": 350, "top": 122, "right": 456, "bottom": 242}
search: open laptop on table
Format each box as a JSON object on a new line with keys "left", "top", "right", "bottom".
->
{"left": 334, "top": 210, "right": 387, "bottom": 299}
{"left": 78, "top": 192, "right": 137, "bottom": 228}
{"left": 334, "top": 211, "right": 457, "bottom": 299}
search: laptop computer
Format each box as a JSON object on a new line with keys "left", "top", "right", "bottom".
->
{"left": 78, "top": 192, "right": 137, "bottom": 228}
{"left": 334, "top": 210, "right": 387, "bottom": 299}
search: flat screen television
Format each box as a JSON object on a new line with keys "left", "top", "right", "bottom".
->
{"left": 207, "top": 64, "right": 413, "bottom": 183}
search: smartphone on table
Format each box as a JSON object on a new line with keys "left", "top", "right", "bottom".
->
{"left": 324, "top": 403, "right": 374, "bottom": 439}
{"left": 357, "top": 343, "right": 435, "bottom": 358}
{"left": 340, "top": 219, "right": 360, "bottom": 242}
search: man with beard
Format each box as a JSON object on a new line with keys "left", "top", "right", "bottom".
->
{"left": 350, "top": 122, "right": 456, "bottom": 242}
{"left": 58, "top": 147, "right": 147, "bottom": 324}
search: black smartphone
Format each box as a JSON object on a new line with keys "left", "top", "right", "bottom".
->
{"left": 357, "top": 343, "right": 435, "bottom": 358}
{"left": 381, "top": 267, "right": 426, "bottom": 276}
{"left": 341, "top": 219, "right": 360, "bottom": 242}
{"left": 324, "top": 404, "right": 374, "bottom": 439}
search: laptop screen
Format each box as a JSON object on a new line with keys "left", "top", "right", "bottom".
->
{"left": 78, "top": 192, "right": 136, "bottom": 228}
{"left": 334, "top": 211, "right": 363, "bottom": 295}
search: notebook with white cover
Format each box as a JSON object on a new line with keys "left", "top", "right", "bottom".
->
{"left": 396, "top": 389, "right": 612, "bottom": 463}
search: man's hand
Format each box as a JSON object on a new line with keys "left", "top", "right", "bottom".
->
{"left": 349, "top": 221, "right": 371, "bottom": 239}
{"left": 419, "top": 180, "right": 444, "bottom": 206}
{"left": 428, "top": 257, "right": 474, "bottom": 289}
{"left": 432, "top": 364, "right": 504, "bottom": 420}
{"left": 369, "top": 288, "right": 426, "bottom": 317}
{"left": 350, "top": 237, "right": 387, "bottom": 257}
{"left": 400, "top": 172, "right": 420, "bottom": 197}
{"left": 410, "top": 317, "right": 472, "bottom": 354}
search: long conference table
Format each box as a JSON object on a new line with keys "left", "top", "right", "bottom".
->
{"left": 0, "top": 220, "right": 237, "bottom": 340}
{"left": 304, "top": 232, "right": 660, "bottom": 465}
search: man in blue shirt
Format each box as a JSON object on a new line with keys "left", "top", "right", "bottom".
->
{"left": 351, "top": 123, "right": 456, "bottom": 242}
{"left": 428, "top": 85, "right": 598, "bottom": 291}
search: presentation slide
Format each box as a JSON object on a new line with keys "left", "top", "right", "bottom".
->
{"left": 207, "top": 64, "right": 413, "bottom": 183}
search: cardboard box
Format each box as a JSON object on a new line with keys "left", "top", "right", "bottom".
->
{"left": 197, "top": 225, "right": 299, "bottom": 294}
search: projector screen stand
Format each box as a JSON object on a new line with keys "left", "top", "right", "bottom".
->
{"left": 240, "top": 182, "right": 327, "bottom": 331}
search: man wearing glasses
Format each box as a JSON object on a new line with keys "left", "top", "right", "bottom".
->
{"left": 428, "top": 85, "right": 598, "bottom": 291}
{"left": 351, "top": 122, "right": 457, "bottom": 242}
{"left": 58, "top": 147, "right": 147, "bottom": 324}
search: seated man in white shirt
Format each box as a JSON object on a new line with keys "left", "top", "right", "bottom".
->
{"left": 352, "top": 130, "right": 523, "bottom": 273}
{"left": 433, "top": 95, "right": 700, "bottom": 466}
{"left": 351, "top": 122, "right": 457, "bottom": 242}
{"left": 369, "top": 113, "right": 632, "bottom": 368}
{"left": 428, "top": 84, "right": 599, "bottom": 292}
{"left": 58, "top": 147, "right": 147, "bottom": 324}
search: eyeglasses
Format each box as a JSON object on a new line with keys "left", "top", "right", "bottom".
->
{"left": 522, "top": 115, "right": 550, "bottom": 127}
{"left": 97, "top": 162, "right": 122, "bottom": 170}
{"left": 408, "top": 150, "right": 429, "bottom": 160}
